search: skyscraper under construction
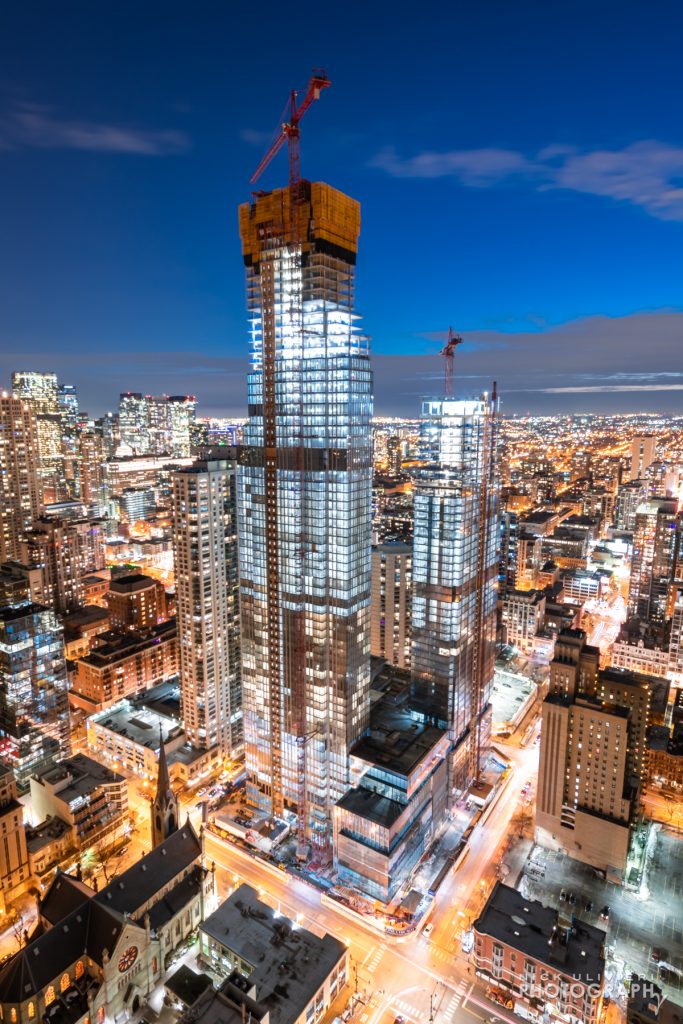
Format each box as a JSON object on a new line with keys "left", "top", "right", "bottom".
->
{"left": 237, "top": 182, "right": 373, "bottom": 851}
{"left": 411, "top": 396, "right": 499, "bottom": 793}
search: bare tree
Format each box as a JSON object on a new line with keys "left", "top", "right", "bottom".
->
{"left": 9, "top": 910, "right": 25, "bottom": 952}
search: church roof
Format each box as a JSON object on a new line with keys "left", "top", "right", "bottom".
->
{"left": 0, "top": 823, "right": 203, "bottom": 1003}
{"left": 0, "top": 900, "right": 125, "bottom": 1002}
{"left": 39, "top": 872, "right": 94, "bottom": 927}
{"left": 95, "top": 823, "right": 201, "bottom": 917}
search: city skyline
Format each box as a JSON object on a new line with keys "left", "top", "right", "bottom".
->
{"left": 2, "top": 1, "right": 683, "bottom": 416}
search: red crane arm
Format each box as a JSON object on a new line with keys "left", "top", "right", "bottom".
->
{"left": 250, "top": 129, "right": 288, "bottom": 184}
{"left": 250, "top": 70, "right": 330, "bottom": 185}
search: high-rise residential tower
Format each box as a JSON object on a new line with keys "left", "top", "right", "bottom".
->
{"left": 237, "top": 183, "right": 372, "bottom": 849}
{"left": 411, "top": 396, "right": 499, "bottom": 792}
{"left": 628, "top": 497, "right": 678, "bottom": 625}
{"left": 0, "top": 396, "right": 42, "bottom": 562}
{"left": 172, "top": 454, "right": 242, "bottom": 758}
{"left": 371, "top": 541, "right": 412, "bottom": 670}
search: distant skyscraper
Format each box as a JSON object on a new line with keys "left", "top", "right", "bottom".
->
{"left": 237, "top": 183, "right": 372, "bottom": 848}
{"left": 0, "top": 603, "right": 71, "bottom": 787}
{"left": 614, "top": 479, "right": 646, "bottom": 531}
{"left": 628, "top": 497, "right": 678, "bottom": 625}
{"left": 630, "top": 434, "right": 656, "bottom": 481}
{"left": 119, "top": 392, "right": 149, "bottom": 454}
{"left": 58, "top": 382, "right": 80, "bottom": 496}
{"left": 118, "top": 393, "right": 196, "bottom": 458}
{"left": 411, "top": 396, "right": 499, "bottom": 792}
{"left": 172, "top": 455, "right": 242, "bottom": 757}
{"left": 0, "top": 396, "right": 42, "bottom": 563}
{"left": 12, "top": 371, "right": 64, "bottom": 502}
{"left": 77, "top": 429, "right": 105, "bottom": 512}
{"left": 167, "top": 395, "right": 196, "bottom": 458}
{"left": 387, "top": 435, "right": 402, "bottom": 476}
{"left": 371, "top": 542, "right": 412, "bottom": 670}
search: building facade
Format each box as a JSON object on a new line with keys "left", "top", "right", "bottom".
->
{"left": 22, "top": 515, "right": 106, "bottom": 613}
{"left": 536, "top": 634, "right": 650, "bottom": 880}
{"left": 12, "top": 371, "right": 64, "bottom": 502}
{"left": 628, "top": 499, "right": 678, "bottom": 626}
{"left": 106, "top": 573, "right": 166, "bottom": 630}
{"left": 474, "top": 882, "right": 604, "bottom": 1024}
{"left": 0, "top": 396, "right": 42, "bottom": 563}
{"left": 31, "top": 752, "right": 128, "bottom": 855}
{"left": 237, "top": 183, "right": 372, "bottom": 848}
{"left": 172, "top": 456, "right": 242, "bottom": 758}
{"left": 500, "top": 589, "right": 546, "bottom": 654}
{"left": 370, "top": 541, "right": 412, "bottom": 670}
{"left": 0, "top": 603, "right": 71, "bottom": 788}
{"left": 411, "top": 397, "right": 499, "bottom": 792}
{"left": 0, "top": 765, "right": 30, "bottom": 912}
{"left": 70, "top": 619, "right": 178, "bottom": 712}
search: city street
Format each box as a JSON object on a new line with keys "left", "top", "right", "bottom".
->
{"left": 202, "top": 731, "right": 540, "bottom": 1024}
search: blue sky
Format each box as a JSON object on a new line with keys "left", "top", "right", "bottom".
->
{"left": 1, "top": 0, "right": 682, "bottom": 416}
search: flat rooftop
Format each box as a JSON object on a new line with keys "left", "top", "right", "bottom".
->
{"left": 35, "top": 752, "right": 124, "bottom": 798}
{"left": 475, "top": 881, "right": 604, "bottom": 983}
{"left": 108, "top": 573, "right": 159, "bottom": 593}
{"left": 335, "top": 785, "right": 403, "bottom": 828}
{"left": 200, "top": 884, "right": 345, "bottom": 1024}
{"left": 91, "top": 701, "right": 181, "bottom": 750}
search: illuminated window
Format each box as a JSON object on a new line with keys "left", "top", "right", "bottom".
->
{"left": 10, "top": 1011, "right": 16, "bottom": 1024}
{"left": 75, "top": 961, "right": 84, "bottom": 980}
{"left": 28, "top": 1005, "right": 35, "bottom": 1020}
{"left": 61, "top": 973, "right": 70, "bottom": 992}
{"left": 45, "top": 987, "right": 56, "bottom": 1006}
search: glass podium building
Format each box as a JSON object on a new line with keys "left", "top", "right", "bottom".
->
{"left": 237, "top": 182, "right": 373, "bottom": 851}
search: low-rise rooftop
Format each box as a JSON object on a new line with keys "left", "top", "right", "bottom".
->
{"left": 200, "top": 884, "right": 346, "bottom": 1024}
{"left": 474, "top": 881, "right": 604, "bottom": 983}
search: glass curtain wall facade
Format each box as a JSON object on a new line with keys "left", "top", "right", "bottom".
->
{"left": 0, "top": 603, "right": 71, "bottom": 788}
{"left": 237, "top": 182, "right": 372, "bottom": 848}
{"left": 411, "top": 398, "right": 500, "bottom": 792}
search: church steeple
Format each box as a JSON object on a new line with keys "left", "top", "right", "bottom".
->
{"left": 150, "top": 728, "right": 178, "bottom": 848}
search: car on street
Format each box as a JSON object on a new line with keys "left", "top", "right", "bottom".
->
{"left": 423, "top": 922, "right": 434, "bottom": 939}
{"left": 600, "top": 905, "right": 610, "bottom": 920}
{"left": 584, "top": 900, "right": 593, "bottom": 913}
{"left": 568, "top": 892, "right": 576, "bottom": 905}
{"left": 651, "top": 947, "right": 669, "bottom": 963}
{"left": 560, "top": 889, "right": 567, "bottom": 901}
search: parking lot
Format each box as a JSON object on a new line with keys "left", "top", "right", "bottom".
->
{"left": 521, "top": 826, "right": 683, "bottom": 1000}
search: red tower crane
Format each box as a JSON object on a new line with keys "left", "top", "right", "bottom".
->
{"left": 441, "top": 327, "right": 464, "bottom": 397}
{"left": 250, "top": 69, "right": 331, "bottom": 187}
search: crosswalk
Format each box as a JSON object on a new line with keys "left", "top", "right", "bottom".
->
{"left": 388, "top": 978, "right": 471, "bottom": 1024}
{"left": 366, "top": 944, "right": 386, "bottom": 974}
{"left": 391, "top": 996, "right": 424, "bottom": 1019}
{"left": 441, "top": 977, "right": 471, "bottom": 1021}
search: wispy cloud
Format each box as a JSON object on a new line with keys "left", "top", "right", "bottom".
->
{"left": 371, "top": 140, "right": 683, "bottom": 221}
{"left": 370, "top": 146, "right": 535, "bottom": 185}
{"left": 0, "top": 103, "right": 190, "bottom": 155}
{"left": 537, "top": 384, "right": 683, "bottom": 394}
